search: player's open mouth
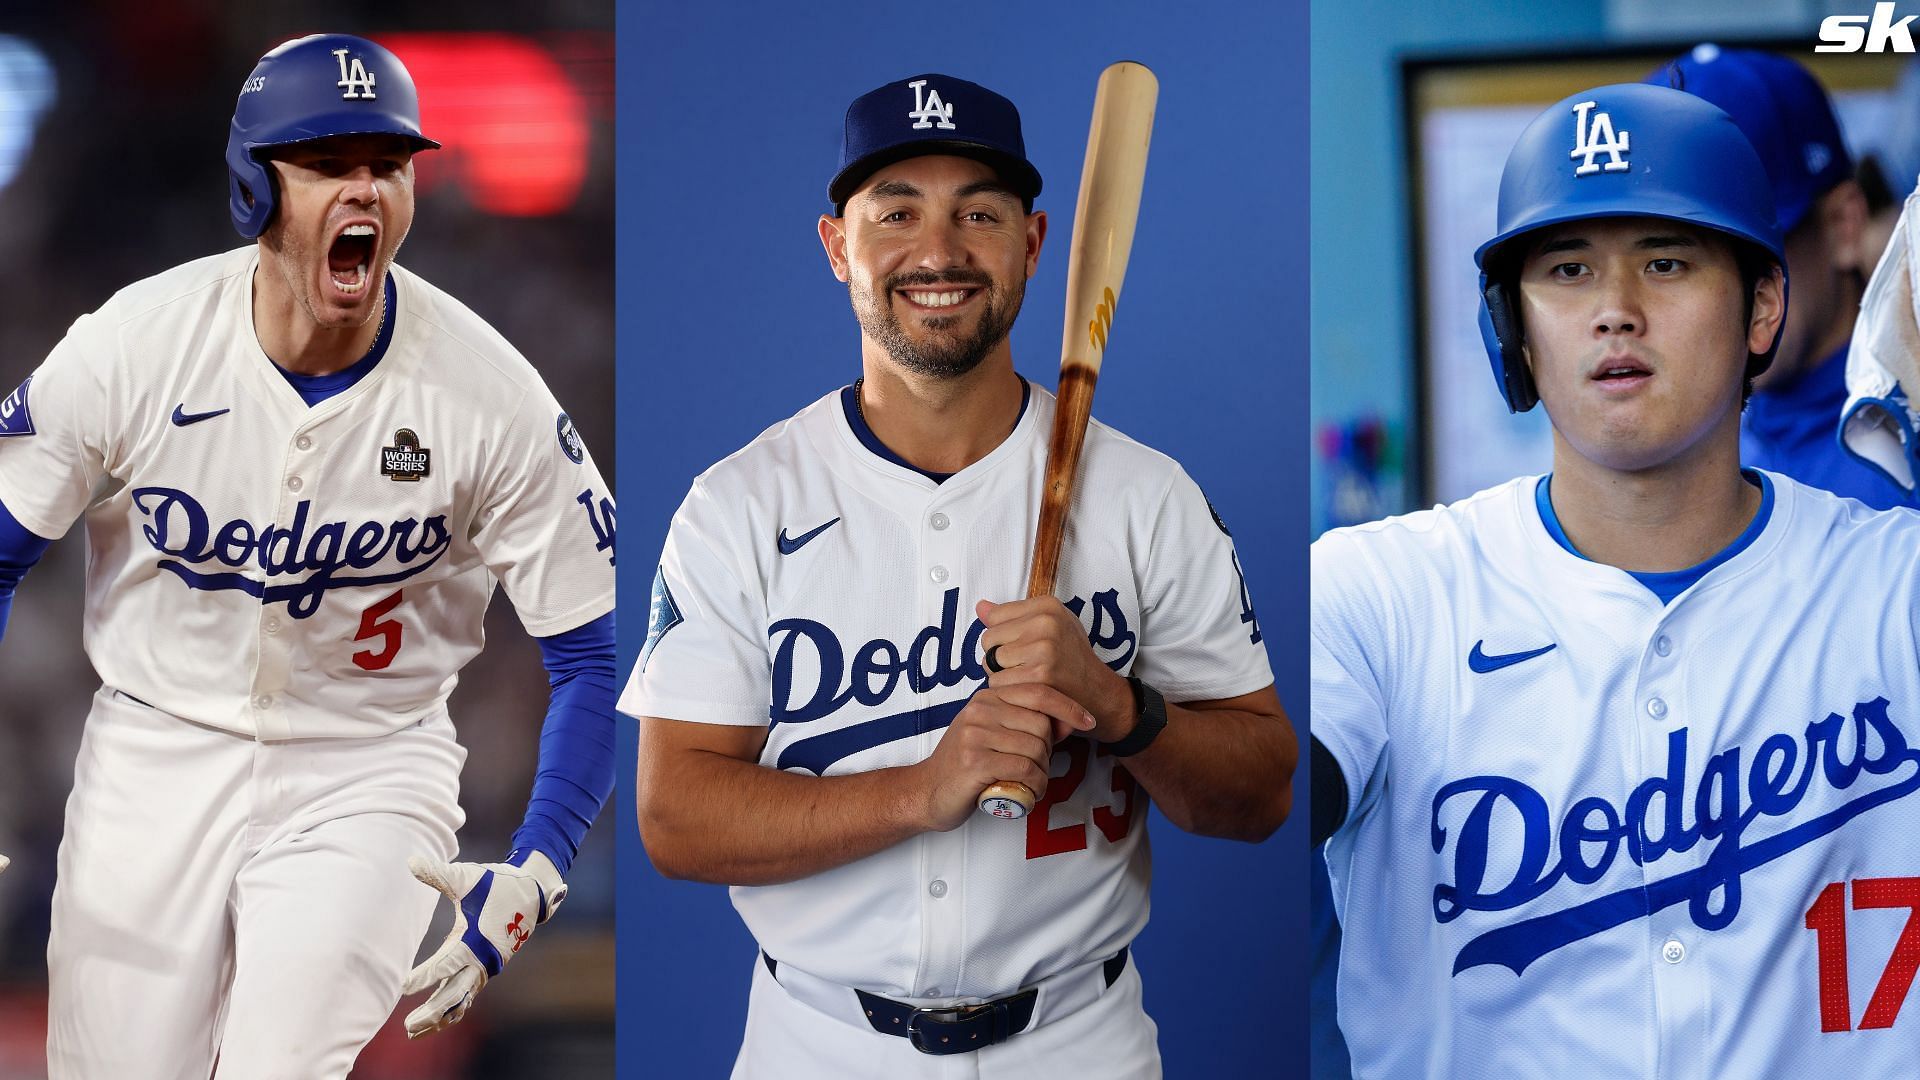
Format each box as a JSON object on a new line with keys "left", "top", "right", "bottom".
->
{"left": 898, "top": 287, "right": 979, "bottom": 310}
{"left": 327, "top": 223, "right": 379, "bottom": 296}
{"left": 1590, "top": 358, "right": 1651, "bottom": 385}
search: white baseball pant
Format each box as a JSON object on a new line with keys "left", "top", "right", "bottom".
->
{"left": 46, "top": 687, "right": 464, "bottom": 1079}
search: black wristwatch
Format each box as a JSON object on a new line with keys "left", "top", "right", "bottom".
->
{"left": 1107, "top": 677, "right": 1168, "bottom": 757}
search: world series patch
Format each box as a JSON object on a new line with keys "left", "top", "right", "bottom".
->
{"left": 0, "top": 377, "right": 34, "bottom": 437}
{"left": 380, "top": 428, "right": 431, "bottom": 481}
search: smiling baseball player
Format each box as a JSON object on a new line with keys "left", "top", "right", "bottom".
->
{"left": 621, "top": 73, "right": 1295, "bottom": 1077}
{"left": 0, "top": 34, "right": 615, "bottom": 1077}
{"left": 1313, "top": 83, "right": 1920, "bottom": 1077}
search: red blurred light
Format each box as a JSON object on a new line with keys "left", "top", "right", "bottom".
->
{"left": 377, "top": 33, "right": 590, "bottom": 217}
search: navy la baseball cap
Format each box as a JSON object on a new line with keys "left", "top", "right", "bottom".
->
{"left": 1649, "top": 44, "right": 1852, "bottom": 234}
{"left": 829, "top": 74, "right": 1043, "bottom": 213}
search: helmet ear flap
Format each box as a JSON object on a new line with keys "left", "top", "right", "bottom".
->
{"left": 1481, "top": 276, "right": 1538, "bottom": 413}
{"left": 226, "top": 142, "right": 276, "bottom": 239}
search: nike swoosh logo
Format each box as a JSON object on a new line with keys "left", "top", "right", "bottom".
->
{"left": 777, "top": 518, "right": 840, "bottom": 555}
{"left": 1468, "top": 640, "right": 1558, "bottom": 674}
{"left": 171, "top": 405, "right": 231, "bottom": 427}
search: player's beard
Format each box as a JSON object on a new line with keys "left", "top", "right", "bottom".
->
{"left": 853, "top": 269, "right": 1023, "bottom": 380}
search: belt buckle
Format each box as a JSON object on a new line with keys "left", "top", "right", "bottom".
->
{"left": 905, "top": 1002, "right": 991, "bottom": 1056}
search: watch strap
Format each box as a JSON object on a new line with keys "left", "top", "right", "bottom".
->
{"left": 1108, "top": 677, "right": 1167, "bottom": 757}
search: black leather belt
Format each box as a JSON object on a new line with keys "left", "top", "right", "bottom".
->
{"left": 763, "top": 947, "right": 1129, "bottom": 1056}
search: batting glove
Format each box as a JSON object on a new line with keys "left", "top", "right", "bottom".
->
{"left": 401, "top": 849, "right": 567, "bottom": 1038}
{"left": 0, "top": 854, "right": 8, "bottom": 874}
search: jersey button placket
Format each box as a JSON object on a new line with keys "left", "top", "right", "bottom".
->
{"left": 252, "top": 429, "right": 309, "bottom": 741}
{"left": 254, "top": 597, "right": 293, "bottom": 739}
{"left": 1641, "top": 626, "right": 1678, "bottom": 726}
{"left": 918, "top": 495, "right": 964, "bottom": 1002}
{"left": 1647, "top": 614, "right": 1704, "bottom": 1077}
{"left": 1652, "top": 926, "right": 1708, "bottom": 1078}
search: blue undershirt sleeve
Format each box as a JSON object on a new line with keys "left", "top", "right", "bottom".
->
{"left": 508, "top": 611, "right": 616, "bottom": 877}
{"left": 0, "top": 499, "right": 53, "bottom": 643}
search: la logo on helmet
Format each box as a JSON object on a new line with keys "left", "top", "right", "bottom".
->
{"left": 334, "top": 48, "right": 377, "bottom": 100}
{"left": 1571, "top": 101, "right": 1630, "bottom": 176}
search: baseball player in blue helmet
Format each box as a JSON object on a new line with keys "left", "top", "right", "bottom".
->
{"left": 0, "top": 33, "right": 616, "bottom": 1077}
{"left": 1650, "top": 44, "right": 1915, "bottom": 509}
{"left": 1314, "top": 82, "right": 1920, "bottom": 1077}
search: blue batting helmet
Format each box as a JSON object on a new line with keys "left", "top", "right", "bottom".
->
{"left": 1474, "top": 83, "right": 1786, "bottom": 413}
{"left": 225, "top": 34, "right": 439, "bottom": 240}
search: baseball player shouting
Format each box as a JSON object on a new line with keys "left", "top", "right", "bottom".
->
{"left": 0, "top": 35, "right": 615, "bottom": 1077}
{"left": 621, "top": 73, "right": 1295, "bottom": 1077}
{"left": 1313, "top": 83, "right": 1920, "bottom": 1077}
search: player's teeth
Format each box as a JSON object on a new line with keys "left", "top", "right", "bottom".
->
{"left": 343, "top": 224, "right": 375, "bottom": 237}
{"left": 909, "top": 290, "right": 966, "bottom": 307}
{"left": 335, "top": 263, "right": 368, "bottom": 294}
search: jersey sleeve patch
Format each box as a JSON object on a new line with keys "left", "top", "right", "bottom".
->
{"left": 641, "top": 563, "right": 684, "bottom": 672}
{"left": 556, "top": 412, "right": 586, "bottom": 464}
{"left": 1204, "top": 493, "right": 1231, "bottom": 536}
{"left": 0, "top": 377, "right": 34, "bottom": 437}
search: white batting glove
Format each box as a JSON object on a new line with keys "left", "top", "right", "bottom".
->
{"left": 401, "top": 849, "right": 567, "bottom": 1038}
{"left": 0, "top": 854, "right": 8, "bottom": 875}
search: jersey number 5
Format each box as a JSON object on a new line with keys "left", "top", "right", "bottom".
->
{"left": 1804, "top": 877, "right": 1920, "bottom": 1032}
{"left": 352, "top": 590, "right": 406, "bottom": 671}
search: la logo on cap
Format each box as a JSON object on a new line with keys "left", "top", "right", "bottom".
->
{"left": 907, "top": 79, "right": 956, "bottom": 130}
{"left": 1570, "top": 100, "right": 1629, "bottom": 176}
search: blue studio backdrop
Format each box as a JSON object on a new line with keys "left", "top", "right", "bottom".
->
{"left": 615, "top": 3, "right": 1309, "bottom": 1076}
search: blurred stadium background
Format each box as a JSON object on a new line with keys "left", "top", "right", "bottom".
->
{"left": 0, "top": 4, "right": 613, "bottom": 1078}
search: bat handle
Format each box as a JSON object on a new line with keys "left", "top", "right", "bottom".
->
{"left": 977, "top": 780, "right": 1037, "bottom": 819}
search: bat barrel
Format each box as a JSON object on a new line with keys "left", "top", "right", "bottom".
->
{"left": 979, "top": 62, "right": 1157, "bottom": 821}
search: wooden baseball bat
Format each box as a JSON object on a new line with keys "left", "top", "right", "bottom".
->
{"left": 978, "top": 61, "right": 1158, "bottom": 820}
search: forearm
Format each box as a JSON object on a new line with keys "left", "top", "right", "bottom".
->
{"left": 1088, "top": 677, "right": 1295, "bottom": 841}
{"left": 635, "top": 730, "right": 934, "bottom": 886}
{"left": 510, "top": 613, "right": 616, "bottom": 875}
{"left": 1125, "top": 705, "right": 1294, "bottom": 840}
{"left": 0, "top": 499, "right": 52, "bottom": 643}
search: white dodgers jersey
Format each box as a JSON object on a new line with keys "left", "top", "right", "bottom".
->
{"left": 620, "top": 384, "right": 1272, "bottom": 998}
{"left": 0, "top": 248, "right": 615, "bottom": 738}
{"left": 1314, "top": 473, "right": 1920, "bottom": 1079}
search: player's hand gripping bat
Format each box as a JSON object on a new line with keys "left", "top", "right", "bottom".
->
{"left": 978, "top": 61, "right": 1157, "bottom": 819}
